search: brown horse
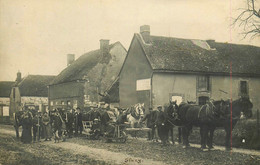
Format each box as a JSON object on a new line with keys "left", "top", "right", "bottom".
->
{"left": 174, "top": 100, "right": 227, "bottom": 150}
{"left": 209, "top": 97, "right": 253, "bottom": 150}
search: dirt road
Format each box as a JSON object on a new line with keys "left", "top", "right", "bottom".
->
{"left": 0, "top": 125, "right": 260, "bottom": 165}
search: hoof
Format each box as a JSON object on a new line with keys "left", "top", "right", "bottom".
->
{"left": 183, "top": 145, "right": 189, "bottom": 149}
{"left": 208, "top": 147, "right": 216, "bottom": 151}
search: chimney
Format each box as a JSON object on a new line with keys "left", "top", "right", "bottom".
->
{"left": 100, "top": 39, "right": 110, "bottom": 63}
{"left": 140, "top": 25, "right": 150, "bottom": 43}
{"left": 67, "top": 54, "right": 75, "bottom": 66}
{"left": 16, "top": 71, "right": 22, "bottom": 82}
{"left": 100, "top": 39, "right": 109, "bottom": 53}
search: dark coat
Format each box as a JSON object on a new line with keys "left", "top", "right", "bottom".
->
{"left": 21, "top": 111, "right": 33, "bottom": 143}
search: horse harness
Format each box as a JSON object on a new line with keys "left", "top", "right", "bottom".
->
{"left": 197, "top": 102, "right": 217, "bottom": 120}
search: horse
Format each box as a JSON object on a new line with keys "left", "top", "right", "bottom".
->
{"left": 209, "top": 97, "right": 253, "bottom": 150}
{"left": 126, "top": 103, "right": 145, "bottom": 128}
{"left": 162, "top": 101, "right": 184, "bottom": 144}
{"left": 139, "top": 109, "right": 159, "bottom": 141}
{"left": 175, "top": 99, "right": 228, "bottom": 150}
{"left": 154, "top": 101, "right": 183, "bottom": 145}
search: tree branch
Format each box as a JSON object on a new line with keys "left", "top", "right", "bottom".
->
{"left": 233, "top": 0, "right": 260, "bottom": 39}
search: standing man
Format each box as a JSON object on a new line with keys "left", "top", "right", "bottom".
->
{"left": 140, "top": 107, "right": 157, "bottom": 141}
{"left": 32, "top": 110, "right": 42, "bottom": 142}
{"left": 156, "top": 105, "right": 168, "bottom": 145}
{"left": 66, "top": 108, "right": 74, "bottom": 138}
{"left": 42, "top": 111, "right": 52, "bottom": 141}
{"left": 74, "top": 107, "right": 83, "bottom": 136}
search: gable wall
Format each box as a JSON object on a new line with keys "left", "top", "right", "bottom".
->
{"left": 119, "top": 37, "right": 153, "bottom": 109}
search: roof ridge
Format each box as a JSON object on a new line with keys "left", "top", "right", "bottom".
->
{"left": 150, "top": 35, "right": 260, "bottom": 48}
{"left": 27, "top": 74, "right": 56, "bottom": 77}
{"left": 0, "top": 81, "right": 15, "bottom": 83}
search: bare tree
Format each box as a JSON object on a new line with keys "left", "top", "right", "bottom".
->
{"left": 233, "top": 0, "right": 260, "bottom": 39}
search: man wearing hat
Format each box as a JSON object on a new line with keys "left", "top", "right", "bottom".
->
{"left": 140, "top": 107, "right": 156, "bottom": 141}
{"left": 156, "top": 105, "right": 168, "bottom": 144}
{"left": 32, "top": 110, "right": 42, "bottom": 142}
{"left": 66, "top": 107, "right": 74, "bottom": 138}
{"left": 74, "top": 107, "right": 83, "bottom": 136}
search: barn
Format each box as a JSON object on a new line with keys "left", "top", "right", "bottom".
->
{"left": 119, "top": 25, "right": 260, "bottom": 114}
{"left": 48, "top": 40, "right": 126, "bottom": 110}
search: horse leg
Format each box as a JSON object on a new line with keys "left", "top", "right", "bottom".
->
{"left": 14, "top": 125, "right": 19, "bottom": 139}
{"left": 200, "top": 125, "right": 208, "bottom": 150}
{"left": 178, "top": 127, "right": 182, "bottom": 144}
{"left": 225, "top": 127, "right": 231, "bottom": 150}
{"left": 170, "top": 127, "right": 174, "bottom": 145}
{"left": 186, "top": 125, "right": 192, "bottom": 146}
{"left": 207, "top": 126, "right": 215, "bottom": 149}
{"left": 182, "top": 126, "right": 191, "bottom": 148}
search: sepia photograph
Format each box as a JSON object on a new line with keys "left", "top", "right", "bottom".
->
{"left": 0, "top": 0, "right": 260, "bottom": 164}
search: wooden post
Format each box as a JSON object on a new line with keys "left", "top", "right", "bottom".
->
{"left": 257, "top": 109, "right": 259, "bottom": 137}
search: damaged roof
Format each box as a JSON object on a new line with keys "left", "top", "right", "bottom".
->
{"left": 136, "top": 34, "right": 260, "bottom": 76}
{"left": 50, "top": 42, "right": 127, "bottom": 92}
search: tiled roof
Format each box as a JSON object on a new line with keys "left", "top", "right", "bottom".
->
{"left": 0, "top": 81, "right": 15, "bottom": 97}
{"left": 136, "top": 34, "right": 260, "bottom": 75}
{"left": 18, "top": 75, "right": 55, "bottom": 97}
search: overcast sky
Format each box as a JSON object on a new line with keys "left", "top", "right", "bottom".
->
{"left": 0, "top": 0, "right": 259, "bottom": 81}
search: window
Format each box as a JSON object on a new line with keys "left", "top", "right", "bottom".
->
{"left": 240, "top": 81, "right": 248, "bottom": 96}
{"left": 67, "top": 101, "right": 71, "bottom": 105}
{"left": 50, "top": 101, "right": 53, "bottom": 106}
{"left": 198, "top": 76, "right": 210, "bottom": 92}
{"left": 61, "top": 101, "right": 65, "bottom": 105}
{"left": 170, "top": 93, "right": 185, "bottom": 106}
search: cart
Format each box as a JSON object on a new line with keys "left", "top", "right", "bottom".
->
{"left": 103, "top": 123, "right": 128, "bottom": 143}
{"left": 82, "top": 120, "right": 102, "bottom": 140}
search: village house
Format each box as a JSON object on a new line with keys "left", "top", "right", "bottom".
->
{"left": 119, "top": 25, "right": 260, "bottom": 114}
{"left": 48, "top": 40, "right": 127, "bottom": 110}
{"left": 9, "top": 72, "right": 55, "bottom": 120}
{"left": 0, "top": 81, "right": 15, "bottom": 123}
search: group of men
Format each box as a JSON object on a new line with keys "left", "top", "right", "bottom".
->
{"left": 19, "top": 107, "right": 52, "bottom": 143}
{"left": 50, "top": 107, "right": 84, "bottom": 141}
{"left": 19, "top": 103, "right": 167, "bottom": 143}
{"left": 19, "top": 106, "right": 85, "bottom": 144}
{"left": 140, "top": 105, "right": 165, "bottom": 142}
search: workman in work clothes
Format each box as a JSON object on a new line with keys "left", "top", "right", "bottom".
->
{"left": 65, "top": 108, "right": 74, "bottom": 138}
{"left": 74, "top": 107, "right": 83, "bottom": 136}
{"left": 32, "top": 110, "right": 42, "bottom": 142}
{"left": 140, "top": 107, "right": 157, "bottom": 141}
{"left": 156, "top": 105, "right": 168, "bottom": 144}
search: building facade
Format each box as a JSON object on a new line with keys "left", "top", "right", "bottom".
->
{"left": 119, "top": 25, "right": 260, "bottom": 114}
{"left": 9, "top": 73, "right": 55, "bottom": 121}
{"left": 48, "top": 40, "right": 127, "bottom": 110}
{"left": 0, "top": 81, "right": 15, "bottom": 123}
